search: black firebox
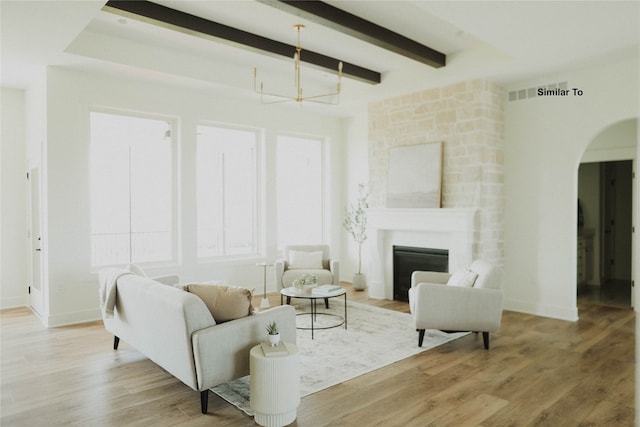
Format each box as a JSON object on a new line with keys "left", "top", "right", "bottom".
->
{"left": 393, "top": 246, "right": 448, "bottom": 302}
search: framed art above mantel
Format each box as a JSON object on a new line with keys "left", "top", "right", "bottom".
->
{"left": 386, "top": 141, "right": 442, "bottom": 208}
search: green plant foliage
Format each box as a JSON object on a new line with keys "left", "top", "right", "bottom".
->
{"left": 265, "top": 321, "right": 279, "bottom": 335}
{"left": 343, "top": 183, "right": 369, "bottom": 274}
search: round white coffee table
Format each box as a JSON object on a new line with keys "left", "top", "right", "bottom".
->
{"left": 280, "top": 287, "right": 347, "bottom": 339}
{"left": 250, "top": 343, "right": 300, "bottom": 427}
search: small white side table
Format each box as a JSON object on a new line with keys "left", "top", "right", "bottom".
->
{"left": 256, "top": 262, "right": 274, "bottom": 309}
{"left": 250, "top": 343, "right": 300, "bottom": 427}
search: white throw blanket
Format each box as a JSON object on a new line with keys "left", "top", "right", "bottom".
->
{"left": 98, "top": 269, "right": 132, "bottom": 318}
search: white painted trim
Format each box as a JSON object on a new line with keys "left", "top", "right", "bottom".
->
{"left": 44, "top": 308, "right": 102, "bottom": 327}
{"left": 504, "top": 298, "right": 579, "bottom": 322}
{"left": 581, "top": 147, "right": 636, "bottom": 163}
{"left": 0, "top": 296, "right": 28, "bottom": 310}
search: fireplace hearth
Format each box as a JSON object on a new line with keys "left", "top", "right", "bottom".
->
{"left": 393, "top": 246, "right": 448, "bottom": 301}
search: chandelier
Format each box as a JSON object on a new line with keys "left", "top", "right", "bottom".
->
{"left": 253, "top": 24, "right": 343, "bottom": 105}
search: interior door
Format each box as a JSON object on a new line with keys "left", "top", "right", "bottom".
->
{"left": 602, "top": 162, "right": 616, "bottom": 282}
{"left": 28, "top": 167, "right": 43, "bottom": 316}
{"left": 601, "top": 160, "right": 633, "bottom": 306}
{"left": 632, "top": 160, "right": 636, "bottom": 309}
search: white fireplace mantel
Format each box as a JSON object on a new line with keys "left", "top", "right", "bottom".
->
{"left": 365, "top": 208, "right": 478, "bottom": 299}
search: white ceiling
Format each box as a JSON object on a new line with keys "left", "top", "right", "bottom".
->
{"left": 2, "top": 1, "right": 639, "bottom": 117}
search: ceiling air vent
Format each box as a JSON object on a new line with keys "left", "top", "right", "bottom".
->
{"left": 508, "top": 81, "right": 568, "bottom": 102}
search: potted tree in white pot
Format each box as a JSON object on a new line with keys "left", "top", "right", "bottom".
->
{"left": 343, "top": 183, "right": 369, "bottom": 291}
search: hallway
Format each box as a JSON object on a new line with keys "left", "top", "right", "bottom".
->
{"left": 578, "top": 279, "right": 632, "bottom": 308}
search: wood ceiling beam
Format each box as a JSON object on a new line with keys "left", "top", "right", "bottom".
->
{"left": 103, "top": 0, "right": 381, "bottom": 84}
{"left": 259, "top": 0, "right": 446, "bottom": 68}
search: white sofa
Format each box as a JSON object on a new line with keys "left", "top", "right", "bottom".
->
{"left": 98, "top": 268, "right": 297, "bottom": 413}
{"left": 408, "top": 260, "right": 503, "bottom": 350}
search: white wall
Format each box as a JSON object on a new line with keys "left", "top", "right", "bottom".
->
{"left": 38, "top": 67, "right": 344, "bottom": 326}
{"left": 1, "top": 88, "right": 27, "bottom": 308}
{"left": 340, "top": 110, "right": 369, "bottom": 280}
{"left": 583, "top": 118, "right": 637, "bottom": 162}
{"left": 503, "top": 58, "right": 639, "bottom": 320}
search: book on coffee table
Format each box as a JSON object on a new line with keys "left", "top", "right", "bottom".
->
{"left": 261, "top": 341, "right": 289, "bottom": 357}
{"left": 312, "top": 284, "right": 342, "bottom": 295}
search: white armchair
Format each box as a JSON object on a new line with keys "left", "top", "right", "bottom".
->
{"left": 275, "top": 245, "right": 339, "bottom": 306}
{"left": 408, "top": 260, "right": 503, "bottom": 350}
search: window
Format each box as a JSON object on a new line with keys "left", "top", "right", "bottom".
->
{"left": 197, "top": 125, "right": 258, "bottom": 258}
{"left": 90, "top": 112, "right": 174, "bottom": 266}
{"left": 276, "top": 135, "right": 323, "bottom": 248}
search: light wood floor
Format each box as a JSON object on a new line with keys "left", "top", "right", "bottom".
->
{"left": 1, "top": 286, "right": 635, "bottom": 426}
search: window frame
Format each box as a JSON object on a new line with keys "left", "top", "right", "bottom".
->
{"left": 275, "top": 132, "right": 327, "bottom": 251}
{"left": 195, "top": 121, "right": 262, "bottom": 261}
{"left": 88, "top": 108, "right": 178, "bottom": 268}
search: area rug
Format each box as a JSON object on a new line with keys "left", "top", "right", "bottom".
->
{"left": 211, "top": 300, "right": 468, "bottom": 416}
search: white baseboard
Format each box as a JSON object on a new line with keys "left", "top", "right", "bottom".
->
{"left": 0, "top": 295, "right": 28, "bottom": 310}
{"left": 504, "top": 298, "right": 579, "bottom": 322}
{"left": 44, "top": 307, "right": 102, "bottom": 327}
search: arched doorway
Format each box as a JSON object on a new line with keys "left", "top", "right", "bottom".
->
{"left": 577, "top": 119, "right": 637, "bottom": 308}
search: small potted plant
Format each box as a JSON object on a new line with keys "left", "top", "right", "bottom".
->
{"left": 292, "top": 273, "right": 318, "bottom": 293}
{"left": 265, "top": 321, "right": 280, "bottom": 346}
{"left": 343, "top": 183, "right": 369, "bottom": 291}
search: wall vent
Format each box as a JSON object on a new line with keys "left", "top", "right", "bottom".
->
{"left": 508, "top": 81, "right": 568, "bottom": 102}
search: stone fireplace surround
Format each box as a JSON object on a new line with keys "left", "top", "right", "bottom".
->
{"left": 365, "top": 208, "right": 478, "bottom": 300}
{"left": 367, "top": 80, "right": 505, "bottom": 278}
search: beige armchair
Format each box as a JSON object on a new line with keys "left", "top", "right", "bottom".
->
{"left": 275, "top": 244, "right": 340, "bottom": 306}
{"left": 408, "top": 260, "right": 503, "bottom": 350}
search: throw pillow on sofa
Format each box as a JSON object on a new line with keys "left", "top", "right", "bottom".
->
{"left": 288, "top": 250, "right": 323, "bottom": 269}
{"left": 446, "top": 270, "right": 478, "bottom": 287}
{"left": 181, "top": 283, "right": 254, "bottom": 323}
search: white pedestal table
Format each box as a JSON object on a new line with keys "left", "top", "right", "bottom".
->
{"left": 250, "top": 343, "right": 300, "bottom": 427}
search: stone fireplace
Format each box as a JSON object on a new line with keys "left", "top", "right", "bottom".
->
{"left": 367, "top": 80, "right": 505, "bottom": 274}
{"left": 366, "top": 208, "right": 478, "bottom": 300}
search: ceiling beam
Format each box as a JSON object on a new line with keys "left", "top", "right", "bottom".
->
{"left": 103, "top": 0, "right": 381, "bottom": 84}
{"left": 259, "top": 0, "right": 446, "bottom": 68}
